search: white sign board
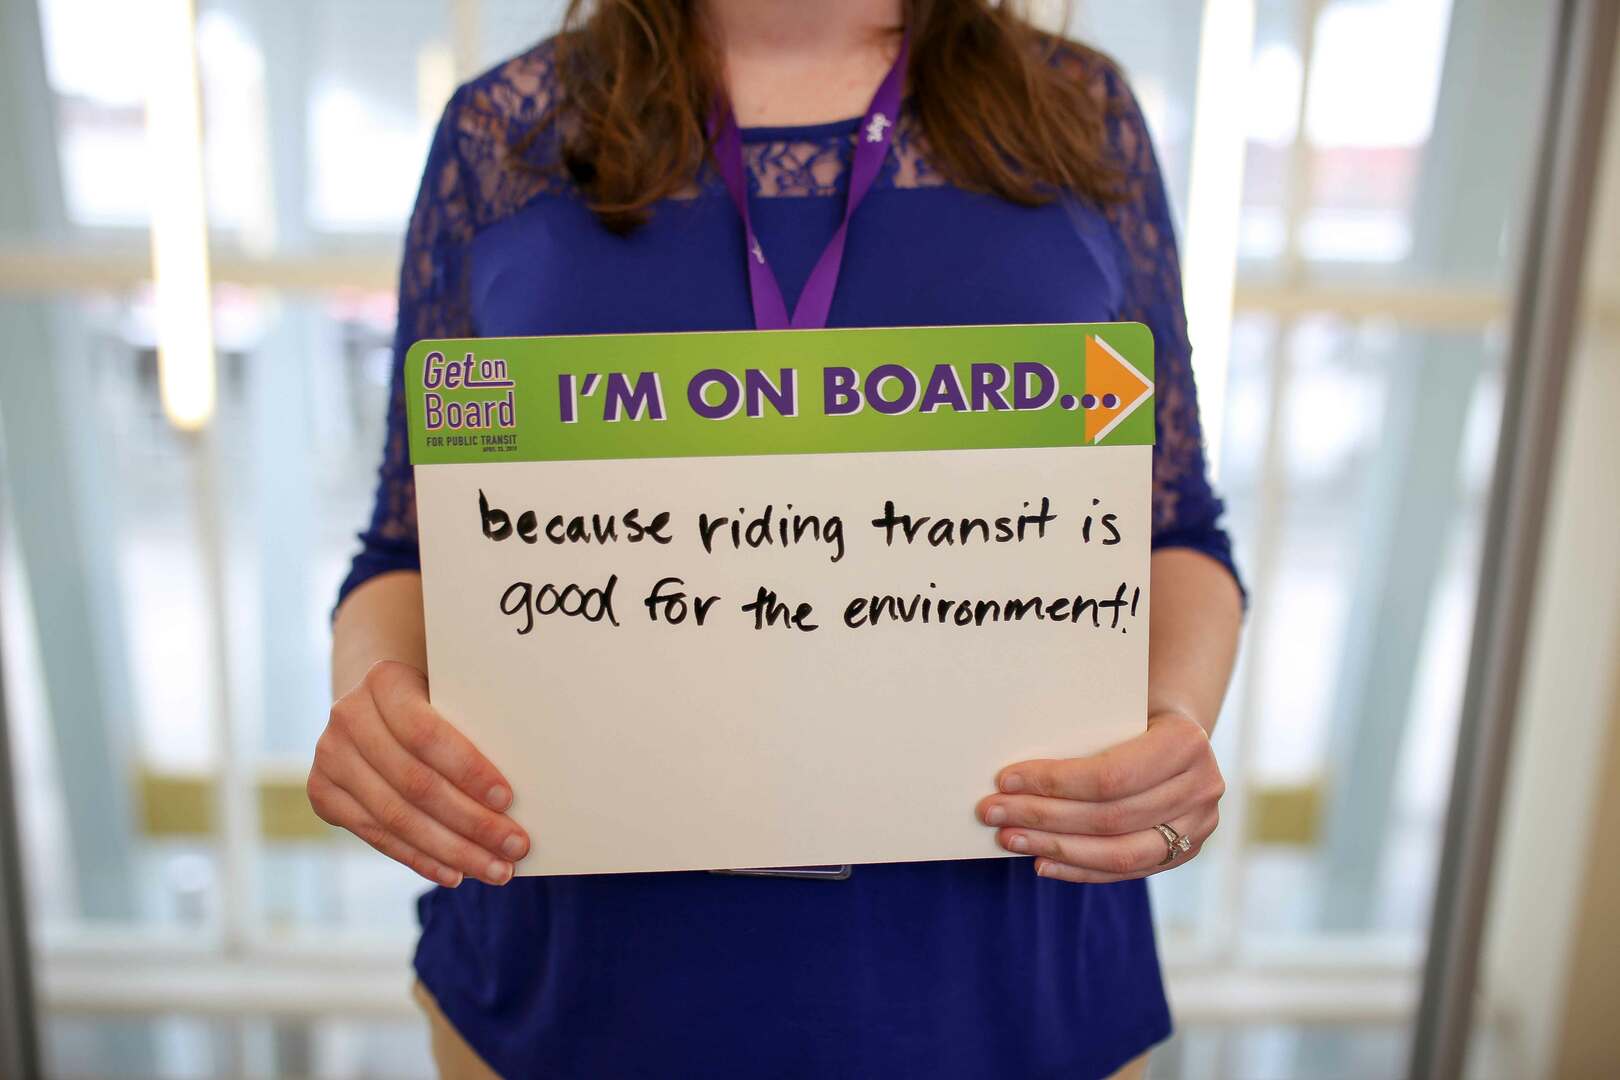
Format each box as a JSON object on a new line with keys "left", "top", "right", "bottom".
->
{"left": 407, "top": 324, "right": 1155, "bottom": 875}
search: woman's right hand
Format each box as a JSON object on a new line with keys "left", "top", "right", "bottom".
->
{"left": 307, "top": 659, "right": 529, "bottom": 887}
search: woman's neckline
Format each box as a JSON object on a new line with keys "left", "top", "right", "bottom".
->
{"left": 737, "top": 114, "right": 863, "bottom": 143}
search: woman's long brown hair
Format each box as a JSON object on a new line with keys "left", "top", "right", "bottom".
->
{"left": 533, "top": 0, "right": 1118, "bottom": 233}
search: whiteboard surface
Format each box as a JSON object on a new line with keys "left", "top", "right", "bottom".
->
{"left": 416, "top": 445, "right": 1150, "bottom": 875}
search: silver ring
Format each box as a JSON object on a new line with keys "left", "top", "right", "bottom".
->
{"left": 1154, "top": 823, "right": 1192, "bottom": 866}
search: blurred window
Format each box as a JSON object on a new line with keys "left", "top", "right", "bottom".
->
{"left": 1300, "top": 0, "right": 1454, "bottom": 262}
{"left": 37, "top": 0, "right": 157, "bottom": 227}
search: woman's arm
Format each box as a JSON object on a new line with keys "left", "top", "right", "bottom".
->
{"left": 1148, "top": 548, "right": 1243, "bottom": 736}
{"left": 331, "top": 570, "right": 429, "bottom": 696}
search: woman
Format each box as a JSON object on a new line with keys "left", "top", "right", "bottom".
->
{"left": 311, "top": 0, "right": 1244, "bottom": 1076}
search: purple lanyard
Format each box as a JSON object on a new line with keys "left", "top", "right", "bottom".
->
{"left": 709, "top": 34, "right": 910, "bottom": 331}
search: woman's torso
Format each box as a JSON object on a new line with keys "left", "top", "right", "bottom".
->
{"left": 383, "top": 38, "right": 1209, "bottom": 1079}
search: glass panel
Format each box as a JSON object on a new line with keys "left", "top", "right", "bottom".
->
{"left": 43, "top": 1013, "right": 434, "bottom": 1079}
{"left": 1240, "top": 0, "right": 1543, "bottom": 284}
{"left": 478, "top": 0, "right": 569, "bottom": 72}
{"left": 1152, "top": 1024, "right": 1410, "bottom": 1078}
{"left": 300, "top": 1, "right": 450, "bottom": 232}
{"left": 1299, "top": 0, "right": 1454, "bottom": 264}
{"left": 1072, "top": 0, "right": 1206, "bottom": 223}
{"left": 195, "top": 9, "right": 275, "bottom": 235}
{"left": 1239, "top": 0, "right": 1305, "bottom": 263}
{"left": 1220, "top": 315, "right": 1498, "bottom": 937}
{"left": 192, "top": 0, "right": 450, "bottom": 237}
{"left": 47, "top": 1014, "right": 234, "bottom": 1080}
{"left": 207, "top": 290, "right": 422, "bottom": 930}
{"left": 0, "top": 292, "right": 225, "bottom": 930}
{"left": 35, "top": 0, "right": 158, "bottom": 228}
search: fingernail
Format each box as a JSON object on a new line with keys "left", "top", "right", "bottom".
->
{"left": 487, "top": 860, "right": 513, "bottom": 884}
{"left": 486, "top": 786, "right": 511, "bottom": 810}
{"left": 1001, "top": 774, "right": 1026, "bottom": 793}
{"left": 439, "top": 870, "right": 463, "bottom": 888}
{"left": 985, "top": 805, "right": 1006, "bottom": 826}
{"left": 1034, "top": 860, "right": 1050, "bottom": 878}
{"left": 501, "top": 834, "right": 526, "bottom": 859}
{"left": 1008, "top": 834, "right": 1028, "bottom": 853}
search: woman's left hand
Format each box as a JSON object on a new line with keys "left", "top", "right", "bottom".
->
{"left": 976, "top": 710, "right": 1224, "bottom": 883}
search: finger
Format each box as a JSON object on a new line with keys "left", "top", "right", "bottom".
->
{"left": 997, "top": 713, "right": 1207, "bottom": 801}
{"left": 312, "top": 778, "right": 464, "bottom": 889}
{"left": 1035, "top": 828, "right": 1211, "bottom": 884}
{"left": 1031, "top": 858, "right": 1151, "bottom": 885}
{"left": 327, "top": 739, "right": 515, "bottom": 886}
{"left": 978, "top": 767, "right": 1205, "bottom": 836}
{"left": 342, "top": 701, "right": 530, "bottom": 862}
{"left": 1009, "top": 810, "right": 1216, "bottom": 879}
{"left": 368, "top": 662, "right": 515, "bottom": 811}
{"left": 997, "top": 826, "right": 1167, "bottom": 876}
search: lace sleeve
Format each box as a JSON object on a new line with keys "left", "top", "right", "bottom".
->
{"left": 1087, "top": 55, "right": 1243, "bottom": 592}
{"left": 337, "top": 90, "right": 477, "bottom": 606}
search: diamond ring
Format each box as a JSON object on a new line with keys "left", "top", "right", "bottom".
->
{"left": 1154, "top": 823, "right": 1193, "bottom": 866}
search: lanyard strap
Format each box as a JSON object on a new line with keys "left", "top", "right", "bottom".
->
{"left": 709, "top": 33, "right": 910, "bottom": 331}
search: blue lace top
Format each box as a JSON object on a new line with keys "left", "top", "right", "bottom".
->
{"left": 341, "top": 38, "right": 1237, "bottom": 1080}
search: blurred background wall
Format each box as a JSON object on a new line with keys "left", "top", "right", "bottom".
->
{"left": 0, "top": 0, "right": 1615, "bottom": 1077}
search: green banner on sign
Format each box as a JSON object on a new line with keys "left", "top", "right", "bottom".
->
{"left": 405, "top": 323, "right": 1155, "bottom": 465}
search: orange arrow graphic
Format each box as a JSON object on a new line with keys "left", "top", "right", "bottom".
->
{"left": 1083, "top": 334, "right": 1154, "bottom": 443}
